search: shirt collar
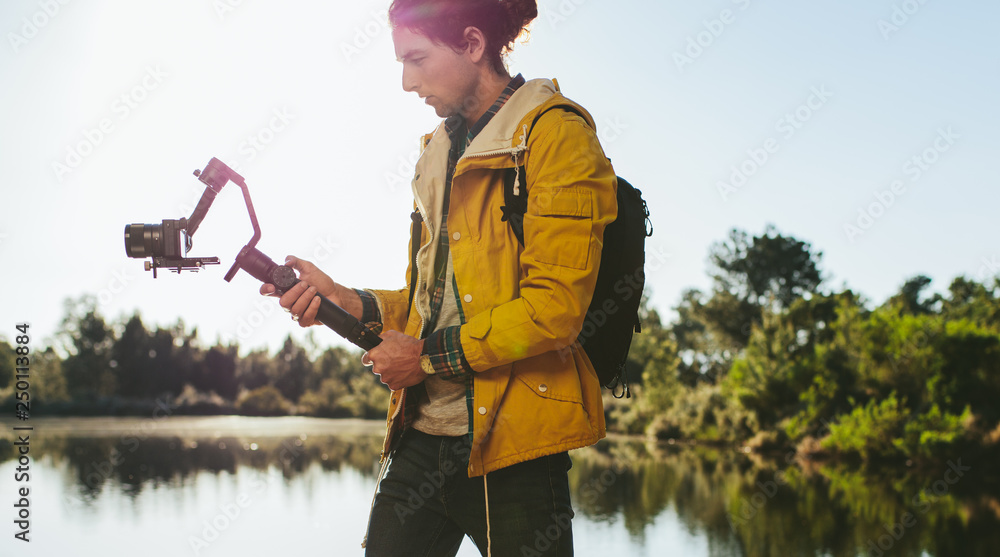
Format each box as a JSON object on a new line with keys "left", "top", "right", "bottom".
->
{"left": 444, "top": 73, "right": 526, "bottom": 144}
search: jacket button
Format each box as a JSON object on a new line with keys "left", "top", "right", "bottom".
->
{"left": 453, "top": 232, "right": 461, "bottom": 241}
{"left": 538, "top": 384, "right": 548, "bottom": 393}
{"left": 478, "top": 407, "right": 487, "bottom": 415}
{"left": 464, "top": 294, "right": 473, "bottom": 303}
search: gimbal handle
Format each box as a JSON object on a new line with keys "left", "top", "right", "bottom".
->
{"left": 234, "top": 246, "right": 383, "bottom": 351}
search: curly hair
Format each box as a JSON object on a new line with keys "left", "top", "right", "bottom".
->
{"left": 388, "top": 0, "right": 538, "bottom": 75}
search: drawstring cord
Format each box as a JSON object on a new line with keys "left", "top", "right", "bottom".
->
{"left": 484, "top": 473, "right": 492, "bottom": 557}
{"left": 512, "top": 124, "right": 529, "bottom": 197}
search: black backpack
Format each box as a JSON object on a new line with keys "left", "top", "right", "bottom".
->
{"left": 500, "top": 105, "right": 652, "bottom": 398}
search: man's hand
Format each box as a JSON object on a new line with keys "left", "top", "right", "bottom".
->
{"left": 259, "top": 255, "right": 361, "bottom": 327}
{"left": 367, "top": 331, "right": 427, "bottom": 391}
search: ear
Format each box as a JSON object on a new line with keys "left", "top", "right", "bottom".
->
{"left": 462, "top": 26, "right": 487, "bottom": 65}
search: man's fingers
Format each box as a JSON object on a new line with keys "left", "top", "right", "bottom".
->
{"left": 379, "top": 330, "right": 401, "bottom": 341}
{"left": 299, "top": 295, "right": 321, "bottom": 327}
{"left": 290, "top": 285, "right": 318, "bottom": 319}
{"left": 260, "top": 283, "right": 276, "bottom": 296}
{"left": 278, "top": 281, "right": 309, "bottom": 311}
{"left": 285, "top": 255, "right": 314, "bottom": 273}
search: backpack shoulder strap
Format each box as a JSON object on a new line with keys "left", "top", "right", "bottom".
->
{"left": 406, "top": 210, "right": 422, "bottom": 320}
{"left": 501, "top": 104, "right": 590, "bottom": 246}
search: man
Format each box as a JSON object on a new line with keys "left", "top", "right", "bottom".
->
{"left": 263, "top": 1, "right": 616, "bottom": 554}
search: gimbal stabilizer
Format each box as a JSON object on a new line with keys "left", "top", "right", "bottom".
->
{"left": 124, "top": 157, "right": 382, "bottom": 351}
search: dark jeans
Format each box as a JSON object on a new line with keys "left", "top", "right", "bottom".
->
{"left": 364, "top": 429, "right": 574, "bottom": 557}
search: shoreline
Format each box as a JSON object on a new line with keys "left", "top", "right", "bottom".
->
{"left": 0, "top": 415, "right": 386, "bottom": 438}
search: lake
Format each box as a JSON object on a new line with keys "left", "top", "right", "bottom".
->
{"left": 1, "top": 416, "right": 997, "bottom": 556}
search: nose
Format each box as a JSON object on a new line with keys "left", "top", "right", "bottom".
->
{"left": 401, "top": 65, "right": 418, "bottom": 93}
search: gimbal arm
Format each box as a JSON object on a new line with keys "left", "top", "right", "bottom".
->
{"left": 192, "top": 158, "right": 382, "bottom": 351}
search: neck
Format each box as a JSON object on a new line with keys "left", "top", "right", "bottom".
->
{"left": 460, "top": 71, "right": 512, "bottom": 124}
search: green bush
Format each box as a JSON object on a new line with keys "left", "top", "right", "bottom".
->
{"left": 236, "top": 385, "right": 291, "bottom": 416}
{"left": 652, "top": 384, "right": 757, "bottom": 442}
{"left": 895, "top": 404, "right": 971, "bottom": 459}
{"left": 821, "top": 394, "right": 910, "bottom": 461}
{"left": 604, "top": 386, "right": 655, "bottom": 435}
{"left": 297, "top": 378, "right": 351, "bottom": 418}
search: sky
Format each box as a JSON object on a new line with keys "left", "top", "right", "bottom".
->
{"left": 1, "top": 0, "right": 997, "bottom": 356}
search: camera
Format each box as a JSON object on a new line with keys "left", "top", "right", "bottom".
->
{"left": 124, "top": 216, "right": 219, "bottom": 278}
{"left": 124, "top": 218, "right": 191, "bottom": 260}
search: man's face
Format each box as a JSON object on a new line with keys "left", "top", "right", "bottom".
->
{"left": 393, "top": 27, "right": 477, "bottom": 119}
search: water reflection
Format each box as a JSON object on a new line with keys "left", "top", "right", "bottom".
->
{"left": 0, "top": 424, "right": 383, "bottom": 504}
{"left": 568, "top": 441, "right": 1000, "bottom": 557}
{"left": 1, "top": 419, "right": 998, "bottom": 557}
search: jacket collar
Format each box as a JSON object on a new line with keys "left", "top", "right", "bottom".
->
{"left": 408, "top": 78, "right": 582, "bottom": 325}
{"left": 411, "top": 78, "right": 562, "bottom": 220}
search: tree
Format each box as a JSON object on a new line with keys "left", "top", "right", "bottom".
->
{"left": 886, "top": 275, "right": 937, "bottom": 315}
{"left": 670, "top": 226, "right": 825, "bottom": 383}
{"left": 58, "top": 296, "right": 116, "bottom": 398}
{"left": 708, "top": 225, "right": 823, "bottom": 311}
{"left": 30, "top": 347, "right": 70, "bottom": 405}
{"left": 0, "top": 340, "right": 13, "bottom": 389}
{"left": 940, "top": 276, "right": 1000, "bottom": 329}
{"left": 273, "top": 336, "right": 316, "bottom": 403}
{"left": 142, "top": 323, "right": 195, "bottom": 397}
{"left": 111, "top": 313, "right": 154, "bottom": 398}
{"left": 237, "top": 348, "right": 276, "bottom": 393}
{"left": 196, "top": 344, "right": 239, "bottom": 400}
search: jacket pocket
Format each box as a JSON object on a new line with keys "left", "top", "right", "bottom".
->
{"left": 525, "top": 186, "right": 593, "bottom": 270}
{"left": 513, "top": 359, "right": 584, "bottom": 405}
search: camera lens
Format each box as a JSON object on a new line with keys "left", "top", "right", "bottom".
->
{"left": 124, "top": 223, "right": 160, "bottom": 258}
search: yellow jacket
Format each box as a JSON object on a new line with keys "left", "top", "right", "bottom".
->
{"left": 367, "top": 78, "right": 617, "bottom": 476}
